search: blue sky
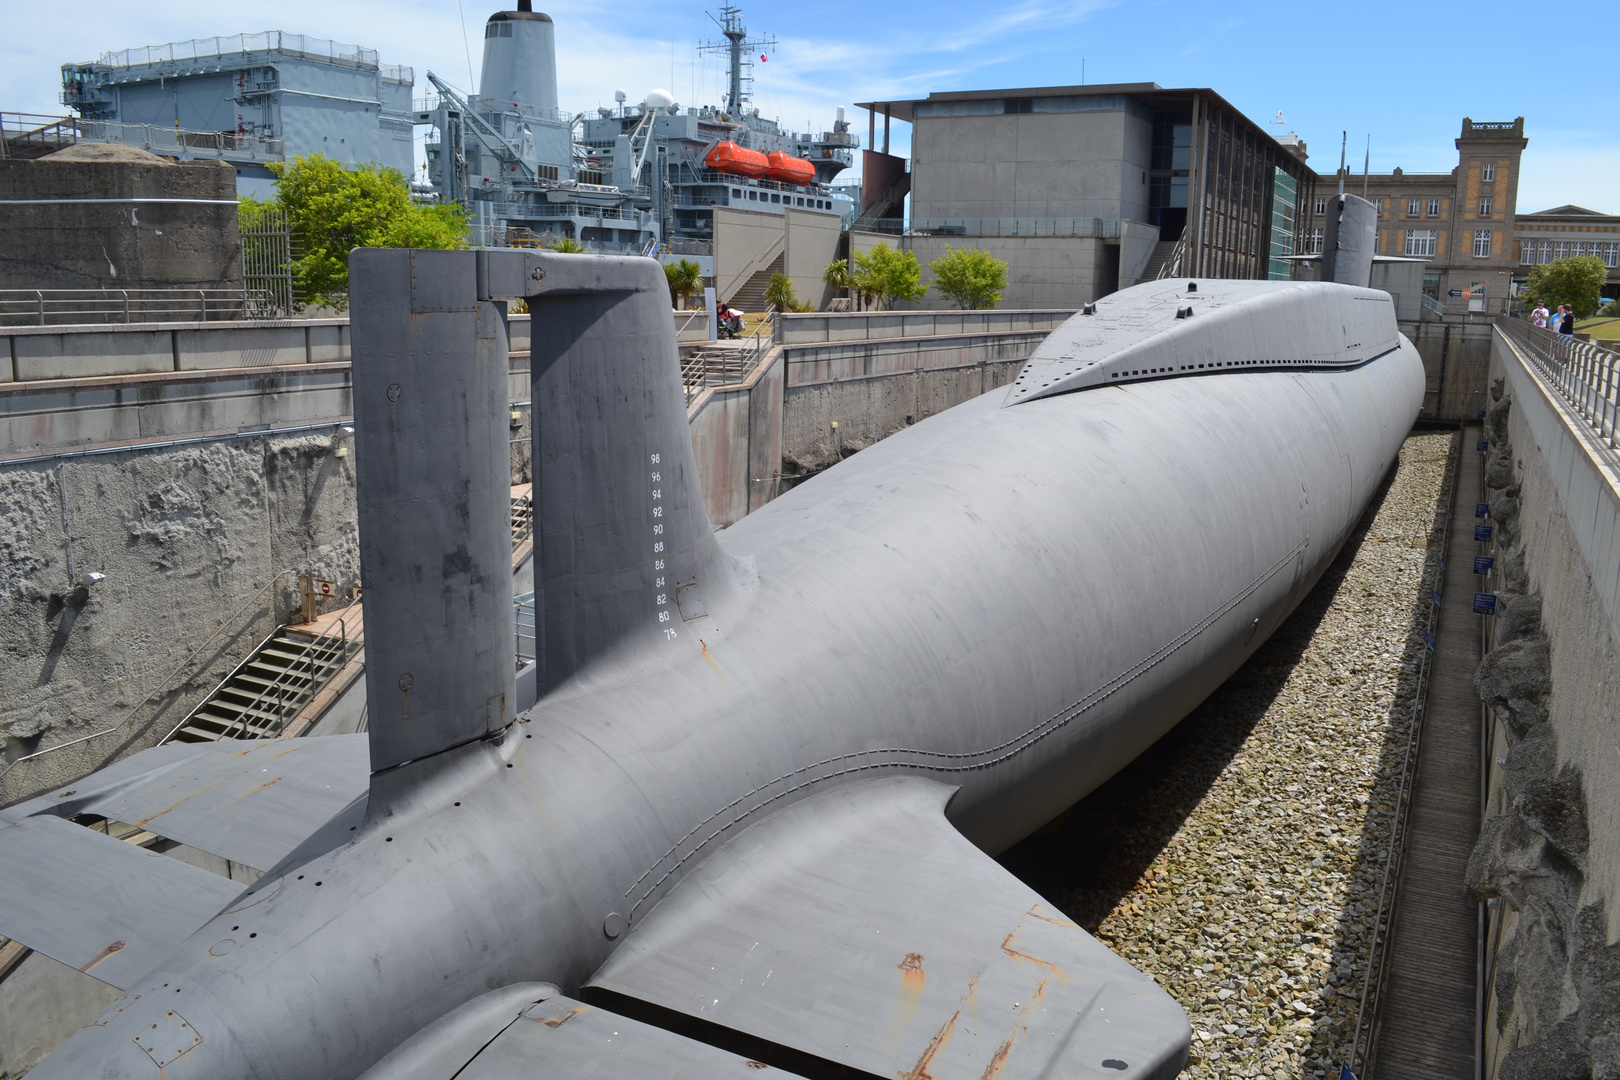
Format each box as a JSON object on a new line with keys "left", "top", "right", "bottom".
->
{"left": 6, "top": 0, "right": 1615, "bottom": 213}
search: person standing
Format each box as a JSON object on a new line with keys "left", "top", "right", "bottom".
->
{"left": 1532, "top": 302, "right": 1550, "bottom": 329}
{"left": 1558, "top": 305, "right": 1575, "bottom": 335}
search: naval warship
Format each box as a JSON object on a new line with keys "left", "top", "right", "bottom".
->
{"left": 420, "top": 3, "right": 855, "bottom": 250}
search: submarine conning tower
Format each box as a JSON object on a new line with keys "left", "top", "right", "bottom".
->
{"left": 479, "top": 0, "right": 559, "bottom": 116}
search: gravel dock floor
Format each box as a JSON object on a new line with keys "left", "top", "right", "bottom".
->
{"left": 1000, "top": 429, "right": 1458, "bottom": 1080}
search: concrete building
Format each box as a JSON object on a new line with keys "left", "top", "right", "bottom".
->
{"left": 1514, "top": 204, "right": 1620, "bottom": 302}
{"left": 61, "top": 32, "right": 416, "bottom": 197}
{"left": 1317, "top": 118, "right": 1528, "bottom": 315}
{"left": 853, "top": 83, "right": 1314, "bottom": 308}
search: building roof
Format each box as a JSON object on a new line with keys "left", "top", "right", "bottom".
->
{"left": 1520, "top": 205, "right": 1609, "bottom": 217}
{"left": 855, "top": 83, "right": 1308, "bottom": 171}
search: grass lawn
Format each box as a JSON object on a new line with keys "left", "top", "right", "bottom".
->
{"left": 1578, "top": 317, "right": 1620, "bottom": 343}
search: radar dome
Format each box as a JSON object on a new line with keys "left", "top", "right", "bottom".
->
{"left": 645, "top": 88, "right": 676, "bottom": 110}
{"left": 613, "top": 89, "right": 627, "bottom": 103}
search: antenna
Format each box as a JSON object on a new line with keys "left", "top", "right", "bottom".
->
{"left": 1362, "top": 135, "right": 1370, "bottom": 200}
{"left": 700, "top": 6, "right": 776, "bottom": 117}
{"left": 1338, "top": 131, "right": 1346, "bottom": 197}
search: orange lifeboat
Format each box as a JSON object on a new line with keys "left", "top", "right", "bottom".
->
{"left": 706, "top": 141, "right": 768, "bottom": 179}
{"left": 766, "top": 151, "right": 817, "bottom": 186}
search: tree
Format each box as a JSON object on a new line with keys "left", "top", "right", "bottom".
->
{"left": 764, "top": 272, "right": 798, "bottom": 312}
{"left": 549, "top": 236, "right": 588, "bottom": 253}
{"left": 929, "top": 246, "right": 1008, "bottom": 309}
{"left": 1520, "top": 256, "right": 1608, "bottom": 319}
{"left": 852, "top": 242, "right": 926, "bottom": 310}
{"left": 664, "top": 257, "right": 703, "bottom": 308}
{"left": 823, "top": 257, "right": 852, "bottom": 298}
{"left": 264, "top": 153, "right": 467, "bottom": 308}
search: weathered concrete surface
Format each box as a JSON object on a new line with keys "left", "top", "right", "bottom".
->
{"left": 0, "top": 365, "right": 354, "bottom": 457}
{"left": 0, "top": 432, "right": 359, "bottom": 806}
{"left": 1467, "top": 333, "right": 1620, "bottom": 1078}
{"left": 0, "top": 158, "right": 242, "bottom": 294}
{"left": 780, "top": 333, "right": 1041, "bottom": 476}
{"left": 778, "top": 307, "right": 1074, "bottom": 344}
{"left": 1409, "top": 316, "right": 1494, "bottom": 423}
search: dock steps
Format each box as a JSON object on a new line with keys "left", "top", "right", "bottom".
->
{"left": 165, "top": 610, "right": 361, "bottom": 744}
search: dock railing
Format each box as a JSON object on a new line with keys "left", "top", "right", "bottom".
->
{"left": 1497, "top": 316, "right": 1620, "bottom": 466}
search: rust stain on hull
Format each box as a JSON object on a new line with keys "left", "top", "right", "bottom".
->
{"left": 1024, "top": 904, "right": 1078, "bottom": 929}
{"left": 900, "top": 1008, "right": 959, "bottom": 1080}
{"left": 78, "top": 939, "right": 125, "bottom": 974}
{"left": 999, "top": 931, "right": 1063, "bottom": 976}
{"left": 539, "top": 1006, "right": 589, "bottom": 1028}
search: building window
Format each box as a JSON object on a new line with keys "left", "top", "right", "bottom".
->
{"left": 1407, "top": 197, "right": 1421, "bottom": 217}
{"left": 1555, "top": 241, "right": 1568, "bottom": 259}
{"left": 1304, "top": 228, "right": 1323, "bottom": 255}
{"left": 1479, "top": 197, "right": 1493, "bottom": 216}
{"left": 1003, "top": 98, "right": 1033, "bottom": 114}
{"left": 1473, "top": 230, "right": 1493, "bottom": 257}
{"left": 1405, "top": 229, "right": 1438, "bottom": 257}
{"left": 1605, "top": 242, "right": 1619, "bottom": 268}
{"left": 1482, "top": 162, "right": 1496, "bottom": 181}
{"left": 1314, "top": 197, "right": 1326, "bottom": 215}
{"left": 1520, "top": 240, "right": 1537, "bottom": 265}
{"left": 1573, "top": 242, "right": 1587, "bottom": 257}
{"left": 1428, "top": 198, "right": 1441, "bottom": 217}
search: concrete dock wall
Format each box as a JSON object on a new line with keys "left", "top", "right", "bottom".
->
{"left": 1470, "top": 328, "right": 1620, "bottom": 1073}
{"left": 0, "top": 431, "right": 359, "bottom": 806}
{"left": 688, "top": 323, "right": 1057, "bottom": 526}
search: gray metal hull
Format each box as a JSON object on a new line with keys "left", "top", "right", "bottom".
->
{"left": 24, "top": 326, "right": 1422, "bottom": 1079}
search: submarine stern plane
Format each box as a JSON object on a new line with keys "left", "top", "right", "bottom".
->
{"left": 2, "top": 195, "right": 1416, "bottom": 1080}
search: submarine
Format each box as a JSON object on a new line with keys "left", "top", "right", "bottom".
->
{"left": 0, "top": 194, "right": 1420, "bottom": 1079}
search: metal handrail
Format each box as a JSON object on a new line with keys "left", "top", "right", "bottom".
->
{"left": 178, "top": 594, "right": 363, "bottom": 742}
{"left": 1345, "top": 428, "right": 1463, "bottom": 1078}
{"left": 0, "top": 287, "right": 277, "bottom": 327}
{"left": 1497, "top": 317, "right": 1620, "bottom": 465}
{"left": 0, "top": 570, "right": 295, "bottom": 785}
{"left": 1153, "top": 233, "right": 1188, "bottom": 281}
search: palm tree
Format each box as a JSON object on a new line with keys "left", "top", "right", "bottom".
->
{"left": 549, "top": 236, "right": 588, "bottom": 253}
{"left": 664, "top": 258, "right": 703, "bottom": 309}
{"left": 823, "top": 258, "right": 852, "bottom": 301}
{"left": 764, "top": 271, "right": 800, "bottom": 313}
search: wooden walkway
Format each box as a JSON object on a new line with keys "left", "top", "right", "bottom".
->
{"left": 1371, "top": 425, "right": 1484, "bottom": 1079}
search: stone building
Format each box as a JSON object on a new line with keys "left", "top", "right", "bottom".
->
{"left": 1315, "top": 118, "right": 1528, "bottom": 315}
{"left": 1514, "top": 205, "right": 1620, "bottom": 302}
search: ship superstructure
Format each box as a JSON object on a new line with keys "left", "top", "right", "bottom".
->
{"left": 59, "top": 33, "right": 415, "bottom": 196}
{"left": 417, "top": 3, "right": 857, "bottom": 249}
{"left": 416, "top": 1, "right": 657, "bottom": 250}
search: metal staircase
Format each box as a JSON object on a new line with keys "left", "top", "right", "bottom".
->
{"left": 852, "top": 173, "right": 910, "bottom": 233}
{"left": 164, "top": 603, "right": 362, "bottom": 743}
{"left": 726, "top": 251, "right": 784, "bottom": 313}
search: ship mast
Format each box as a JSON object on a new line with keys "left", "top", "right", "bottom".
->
{"left": 700, "top": 6, "right": 775, "bottom": 118}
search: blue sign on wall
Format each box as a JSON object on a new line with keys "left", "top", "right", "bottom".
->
{"left": 1475, "top": 525, "right": 1494, "bottom": 541}
{"left": 1476, "top": 502, "right": 1490, "bottom": 518}
{"left": 1477, "top": 409, "right": 1487, "bottom": 419}
{"left": 1474, "top": 592, "right": 1498, "bottom": 614}
{"left": 1474, "top": 556, "right": 1495, "bottom": 574}
{"left": 1424, "top": 631, "right": 1435, "bottom": 652}
{"left": 1477, "top": 440, "right": 1489, "bottom": 452}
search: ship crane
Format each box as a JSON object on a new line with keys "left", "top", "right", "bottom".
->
{"left": 425, "top": 70, "right": 540, "bottom": 197}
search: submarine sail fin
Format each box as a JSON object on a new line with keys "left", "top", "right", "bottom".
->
{"left": 587, "top": 776, "right": 1189, "bottom": 1079}
{"left": 524, "top": 254, "right": 748, "bottom": 698}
